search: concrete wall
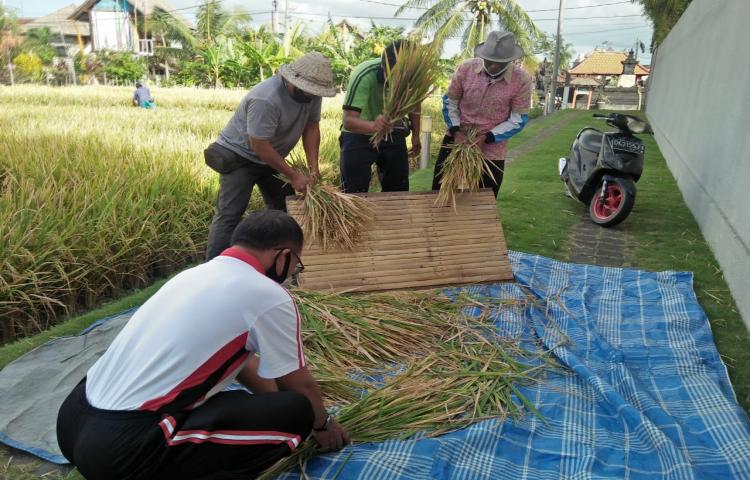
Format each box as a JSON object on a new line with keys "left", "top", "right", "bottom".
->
{"left": 603, "top": 87, "right": 642, "bottom": 110}
{"left": 646, "top": 0, "right": 750, "bottom": 328}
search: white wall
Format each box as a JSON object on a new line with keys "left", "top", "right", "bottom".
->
{"left": 91, "top": 10, "right": 133, "bottom": 51}
{"left": 646, "top": 0, "right": 750, "bottom": 328}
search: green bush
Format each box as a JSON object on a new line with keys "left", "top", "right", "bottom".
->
{"left": 101, "top": 51, "right": 147, "bottom": 83}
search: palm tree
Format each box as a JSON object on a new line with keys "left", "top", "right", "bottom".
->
{"left": 21, "top": 27, "right": 57, "bottom": 64}
{"left": 195, "top": 0, "right": 251, "bottom": 44}
{"left": 147, "top": 9, "right": 197, "bottom": 81}
{"left": 1, "top": 5, "right": 22, "bottom": 85}
{"left": 395, "top": 0, "right": 543, "bottom": 60}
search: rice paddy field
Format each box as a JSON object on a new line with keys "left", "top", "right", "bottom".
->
{"left": 0, "top": 85, "right": 446, "bottom": 343}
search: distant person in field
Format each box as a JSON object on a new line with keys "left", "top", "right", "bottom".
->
{"left": 132, "top": 81, "right": 155, "bottom": 109}
{"left": 204, "top": 52, "right": 337, "bottom": 261}
{"left": 57, "top": 210, "right": 350, "bottom": 480}
{"left": 339, "top": 40, "right": 422, "bottom": 193}
{"left": 432, "top": 31, "right": 532, "bottom": 197}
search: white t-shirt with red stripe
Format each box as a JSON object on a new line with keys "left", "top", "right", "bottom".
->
{"left": 86, "top": 247, "right": 305, "bottom": 412}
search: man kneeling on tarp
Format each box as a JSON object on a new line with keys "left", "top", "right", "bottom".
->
{"left": 56, "top": 210, "right": 349, "bottom": 479}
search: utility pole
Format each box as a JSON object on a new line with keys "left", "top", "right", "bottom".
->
{"left": 272, "top": 0, "right": 279, "bottom": 35}
{"left": 546, "top": 0, "right": 564, "bottom": 116}
{"left": 284, "top": 0, "right": 289, "bottom": 34}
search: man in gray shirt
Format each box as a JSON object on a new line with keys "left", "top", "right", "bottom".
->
{"left": 205, "top": 52, "right": 337, "bottom": 260}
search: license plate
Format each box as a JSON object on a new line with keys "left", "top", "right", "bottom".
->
{"left": 611, "top": 137, "right": 645, "bottom": 154}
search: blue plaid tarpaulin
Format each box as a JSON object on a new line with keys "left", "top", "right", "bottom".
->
{"left": 277, "top": 252, "right": 750, "bottom": 479}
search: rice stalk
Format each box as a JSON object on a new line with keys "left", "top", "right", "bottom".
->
{"left": 261, "top": 318, "right": 549, "bottom": 478}
{"left": 371, "top": 39, "right": 442, "bottom": 147}
{"left": 284, "top": 155, "right": 374, "bottom": 251}
{"left": 434, "top": 127, "right": 496, "bottom": 208}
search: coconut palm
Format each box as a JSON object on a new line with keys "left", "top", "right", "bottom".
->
{"left": 195, "top": 0, "right": 252, "bottom": 44}
{"left": 395, "top": 0, "right": 543, "bottom": 59}
{"left": 20, "top": 27, "right": 57, "bottom": 64}
{"left": 147, "top": 9, "right": 197, "bottom": 81}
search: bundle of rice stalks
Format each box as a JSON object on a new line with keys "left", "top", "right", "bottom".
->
{"left": 434, "top": 127, "right": 497, "bottom": 208}
{"left": 371, "top": 39, "right": 442, "bottom": 147}
{"left": 285, "top": 155, "right": 374, "bottom": 251}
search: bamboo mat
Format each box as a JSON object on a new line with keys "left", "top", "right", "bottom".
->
{"left": 286, "top": 190, "right": 514, "bottom": 292}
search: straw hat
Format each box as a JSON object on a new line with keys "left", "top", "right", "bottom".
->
{"left": 278, "top": 52, "right": 337, "bottom": 97}
{"left": 474, "top": 31, "right": 523, "bottom": 63}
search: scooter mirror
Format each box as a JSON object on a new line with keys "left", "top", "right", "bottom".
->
{"left": 626, "top": 116, "right": 652, "bottom": 134}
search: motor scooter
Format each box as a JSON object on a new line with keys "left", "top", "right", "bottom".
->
{"left": 558, "top": 113, "right": 653, "bottom": 227}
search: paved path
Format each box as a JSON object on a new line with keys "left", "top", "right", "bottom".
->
{"left": 507, "top": 111, "right": 635, "bottom": 268}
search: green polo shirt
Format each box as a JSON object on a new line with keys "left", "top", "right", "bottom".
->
{"left": 342, "top": 58, "right": 383, "bottom": 132}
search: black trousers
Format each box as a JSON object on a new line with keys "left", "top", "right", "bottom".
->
{"left": 204, "top": 142, "right": 294, "bottom": 261}
{"left": 57, "top": 380, "right": 314, "bottom": 480}
{"left": 431, "top": 135, "right": 506, "bottom": 197}
{"left": 339, "top": 131, "right": 409, "bottom": 193}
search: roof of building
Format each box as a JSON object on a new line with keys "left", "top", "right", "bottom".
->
{"left": 569, "top": 50, "right": 650, "bottom": 76}
{"left": 69, "top": 0, "right": 191, "bottom": 28}
{"left": 20, "top": 4, "right": 89, "bottom": 37}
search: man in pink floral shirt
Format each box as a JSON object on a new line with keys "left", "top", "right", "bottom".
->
{"left": 432, "top": 31, "right": 532, "bottom": 197}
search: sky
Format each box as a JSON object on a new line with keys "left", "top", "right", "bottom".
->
{"left": 7, "top": 0, "right": 654, "bottom": 65}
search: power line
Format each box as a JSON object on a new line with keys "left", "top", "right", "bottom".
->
{"left": 266, "top": 10, "right": 643, "bottom": 22}
{"left": 358, "top": 0, "right": 633, "bottom": 11}
{"left": 564, "top": 25, "right": 651, "bottom": 36}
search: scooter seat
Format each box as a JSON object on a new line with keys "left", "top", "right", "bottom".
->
{"left": 578, "top": 128, "right": 603, "bottom": 153}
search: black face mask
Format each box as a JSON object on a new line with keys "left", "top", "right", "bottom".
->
{"left": 376, "top": 66, "right": 386, "bottom": 84}
{"left": 291, "top": 86, "right": 313, "bottom": 103}
{"left": 265, "top": 250, "right": 291, "bottom": 284}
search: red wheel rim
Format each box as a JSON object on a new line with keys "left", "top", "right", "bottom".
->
{"left": 593, "top": 184, "right": 624, "bottom": 220}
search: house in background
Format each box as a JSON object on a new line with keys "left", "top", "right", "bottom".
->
{"left": 569, "top": 49, "right": 650, "bottom": 87}
{"left": 19, "top": 4, "right": 91, "bottom": 56}
{"left": 68, "top": 0, "right": 191, "bottom": 55}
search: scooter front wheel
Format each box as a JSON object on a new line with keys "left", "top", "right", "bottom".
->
{"left": 589, "top": 177, "right": 636, "bottom": 227}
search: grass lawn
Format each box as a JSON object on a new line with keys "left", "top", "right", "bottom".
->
{"left": 0, "top": 109, "right": 747, "bottom": 479}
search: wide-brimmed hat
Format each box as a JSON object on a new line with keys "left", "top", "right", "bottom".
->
{"left": 474, "top": 31, "right": 523, "bottom": 63}
{"left": 278, "top": 52, "right": 337, "bottom": 97}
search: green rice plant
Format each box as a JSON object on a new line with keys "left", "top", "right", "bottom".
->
{"left": 371, "top": 40, "right": 442, "bottom": 146}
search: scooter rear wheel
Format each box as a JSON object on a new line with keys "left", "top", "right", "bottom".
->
{"left": 589, "top": 177, "right": 635, "bottom": 227}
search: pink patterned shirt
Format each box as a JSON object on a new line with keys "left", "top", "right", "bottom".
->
{"left": 443, "top": 59, "right": 532, "bottom": 160}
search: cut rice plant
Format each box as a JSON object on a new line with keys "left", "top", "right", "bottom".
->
{"left": 260, "top": 302, "right": 551, "bottom": 479}
{"left": 434, "top": 127, "right": 497, "bottom": 208}
{"left": 293, "top": 289, "right": 481, "bottom": 370}
{"left": 285, "top": 154, "right": 374, "bottom": 251}
{"left": 371, "top": 39, "right": 442, "bottom": 147}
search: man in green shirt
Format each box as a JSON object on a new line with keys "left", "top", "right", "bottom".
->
{"left": 340, "top": 40, "right": 421, "bottom": 193}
